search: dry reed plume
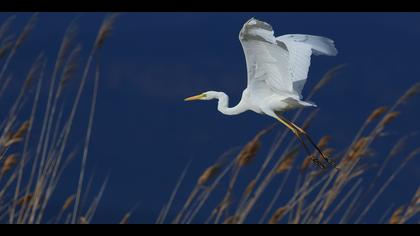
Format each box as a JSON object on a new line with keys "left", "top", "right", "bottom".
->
{"left": 158, "top": 65, "right": 420, "bottom": 224}
{"left": 0, "top": 14, "right": 118, "bottom": 224}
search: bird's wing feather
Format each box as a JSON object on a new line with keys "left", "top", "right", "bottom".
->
{"left": 276, "top": 34, "right": 337, "bottom": 97}
{"left": 239, "top": 18, "right": 337, "bottom": 99}
{"left": 276, "top": 34, "right": 338, "bottom": 56}
{"left": 239, "top": 19, "right": 295, "bottom": 96}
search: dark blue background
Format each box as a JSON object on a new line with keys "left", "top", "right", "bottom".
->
{"left": 1, "top": 13, "right": 419, "bottom": 223}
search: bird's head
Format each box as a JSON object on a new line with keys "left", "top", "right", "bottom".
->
{"left": 184, "top": 91, "right": 219, "bottom": 102}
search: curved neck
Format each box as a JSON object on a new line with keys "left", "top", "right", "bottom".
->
{"left": 215, "top": 92, "right": 247, "bottom": 115}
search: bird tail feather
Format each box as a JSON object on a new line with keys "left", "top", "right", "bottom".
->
{"left": 299, "top": 100, "right": 317, "bottom": 107}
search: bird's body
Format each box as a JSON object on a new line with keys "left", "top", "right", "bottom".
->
{"left": 185, "top": 18, "right": 338, "bottom": 169}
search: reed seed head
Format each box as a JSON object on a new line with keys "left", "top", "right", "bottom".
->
{"left": 268, "top": 206, "right": 288, "bottom": 224}
{"left": 347, "top": 137, "right": 370, "bottom": 161}
{"left": 317, "top": 135, "right": 331, "bottom": 150}
{"left": 237, "top": 126, "right": 274, "bottom": 167}
{"left": 95, "top": 14, "right": 119, "bottom": 49}
{"left": 243, "top": 179, "right": 256, "bottom": 198}
{"left": 300, "top": 156, "right": 312, "bottom": 172}
{"left": 16, "top": 14, "right": 37, "bottom": 49}
{"left": 1, "top": 154, "right": 18, "bottom": 175}
{"left": 276, "top": 147, "right": 299, "bottom": 174}
{"left": 380, "top": 112, "right": 400, "bottom": 127}
{"left": 237, "top": 138, "right": 261, "bottom": 167}
{"left": 3, "top": 138, "right": 23, "bottom": 148}
{"left": 62, "top": 195, "right": 75, "bottom": 211}
{"left": 60, "top": 45, "right": 82, "bottom": 89}
{"left": 389, "top": 206, "right": 405, "bottom": 224}
{"left": 323, "top": 148, "right": 335, "bottom": 158}
{"left": 57, "top": 20, "right": 78, "bottom": 70}
{"left": 198, "top": 165, "right": 220, "bottom": 186}
{"left": 17, "top": 194, "right": 33, "bottom": 207}
{"left": 0, "top": 36, "right": 14, "bottom": 58}
{"left": 24, "top": 53, "right": 45, "bottom": 90}
{"left": 12, "top": 120, "right": 31, "bottom": 140}
{"left": 367, "top": 106, "right": 387, "bottom": 123}
{"left": 401, "top": 83, "right": 420, "bottom": 103}
{"left": 223, "top": 215, "right": 240, "bottom": 224}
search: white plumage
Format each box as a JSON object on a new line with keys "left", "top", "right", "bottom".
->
{"left": 239, "top": 18, "right": 337, "bottom": 113}
{"left": 185, "top": 18, "right": 338, "bottom": 168}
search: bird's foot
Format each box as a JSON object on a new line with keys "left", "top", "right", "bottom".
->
{"left": 322, "top": 156, "right": 337, "bottom": 168}
{"left": 310, "top": 156, "right": 327, "bottom": 169}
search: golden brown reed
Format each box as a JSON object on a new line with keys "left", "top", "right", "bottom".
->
{"left": 346, "top": 137, "right": 370, "bottom": 161}
{"left": 95, "top": 14, "right": 119, "bottom": 49}
{"left": 23, "top": 54, "right": 45, "bottom": 90}
{"left": 15, "top": 14, "right": 37, "bottom": 49}
{"left": 414, "top": 187, "right": 420, "bottom": 204}
{"left": 1, "top": 154, "right": 18, "bottom": 176}
{"left": 317, "top": 135, "right": 331, "bottom": 150}
{"left": 12, "top": 120, "right": 31, "bottom": 140}
{"left": 0, "top": 37, "right": 14, "bottom": 58}
{"left": 236, "top": 124, "right": 275, "bottom": 167}
{"left": 403, "top": 187, "right": 420, "bottom": 220}
{"left": 0, "top": 14, "right": 118, "bottom": 225}
{"left": 57, "top": 45, "right": 82, "bottom": 98}
{"left": 218, "top": 195, "right": 232, "bottom": 213}
{"left": 354, "top": 137, "right": 369, "bottom": 150}
{"left": 60, "top": 45, "right": 82, "bottom": 88}
{"left": 171, "top": 78, "right": 420, "bottom": 224}
{"left": 57, "top": 20, "right": 78, "bottom": 71}
{"left": 400, "top": 83, "right": 420, "bottom": 103}
{"left": 389, "top": 206, "right": 404, "bottom": 224}
{"left": 323, "top": 148, "right": 335, "bottom": 158}
{"left": 3, "top": 138, "right": 22, "bottom": 148}
{"left": 62, "top": 195, "right": 76, "bottom": 211}
{"left": 61, "top": 44, "right": 82, "bottom": 86}
{"left": 197, "top": 165, "right": 221, "bottom": 186}
{"left": 268, "top": 206, "right": 288, "bottom": 224}
{"left": 367, "top": 106, "right": 387, "bottom": 123}
{"left": 276, "top": 147, "right": 299, "bottom": 174}
{"left": 299, "top": 157, "right": 312, "bottom": 173}
{"left": 2, "top": 120, "right": 31, "bottom": 148}
{"left": 16, "top": 194, "right": 33, "bottom": 207}
{"left": 223, "top": 215, "right": 240, "bottom": 224}
{"left": 379, "top": 112, "right": 400, "bottom": 127}
{"left": 237, "top": 138, "right": 261, "bottom": 167}
{"left": 243, "top": 179, "right": 257, "bottom": 198}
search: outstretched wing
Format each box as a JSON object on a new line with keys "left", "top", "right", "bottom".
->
{"left": 239, "top": 18, "right": 337, "bottom": 98}
{"left": 239, "top": 18, "right": 294, "bottom": 97}
{"left": 276, "top": 34, "right": 337, "bottom": 97}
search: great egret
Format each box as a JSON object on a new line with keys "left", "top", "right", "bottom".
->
{"left": 185, "top": 18, "right": 338, "bottom": 169}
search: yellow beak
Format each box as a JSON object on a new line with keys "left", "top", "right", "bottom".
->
{"left": 184, "top": 93, "right": 206, "bottom": 101}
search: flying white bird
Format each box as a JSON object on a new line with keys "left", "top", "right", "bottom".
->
{"left": 185, "top": 18, "right": 338, "bottom": 168}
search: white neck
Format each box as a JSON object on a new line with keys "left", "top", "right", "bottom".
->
{"left": 214, "top": 92, "right": 247, "bottom": 115}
